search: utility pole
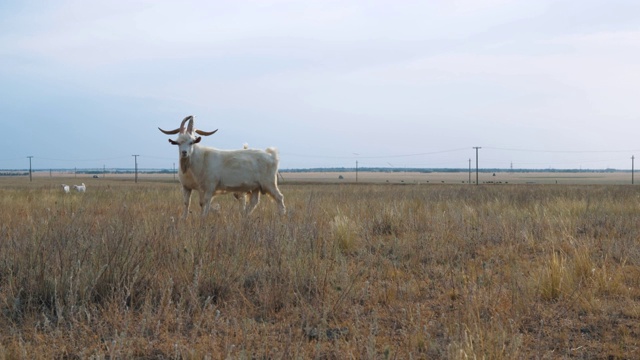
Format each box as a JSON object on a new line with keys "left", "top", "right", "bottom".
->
{"left": 473, "top": 147, "right": 481, "bottom": 185}
{"left": 633, "top": 155, "right": 635, "bottom": 185}
{"left": 132, "top": 155, "right": 139, "bottom": 183}
{"left": 27, "top": 156, "right": 33, "bottom": 182}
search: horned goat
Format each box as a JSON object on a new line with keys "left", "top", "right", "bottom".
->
{"left": 61, "top": 184, "right": 70, "bottom": 194}
{"left": 187, "top": 143, "right": 253, "bottom": 213}
{"left": 158, "top": 115, "right": 286, "bottom": 218}
{"left": 73, "top": 183, "right": 86, "bottom": 193}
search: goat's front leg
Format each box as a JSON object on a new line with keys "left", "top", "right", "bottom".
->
{"left": 181, "top": 187, "right": 192, "bottom": 219}
{"left": 200, "top": 189, "right": 215, "bottom": 217}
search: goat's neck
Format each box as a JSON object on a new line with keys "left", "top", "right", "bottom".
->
{"left": 180, "top": 144, "right": 206, "bottom": 174}
{"left": 180, "top": 157, "right": 190, "bottom": 173}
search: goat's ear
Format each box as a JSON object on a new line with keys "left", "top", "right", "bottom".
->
{"left": 194, "top": 136, "right": 202, "bottom": 144}
{"left": 168, "top": 139, "right": 179, "bottom": 145}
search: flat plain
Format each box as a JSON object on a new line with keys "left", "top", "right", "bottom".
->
{"left": 1, "top": 173, "right": 639, "bottom": 358}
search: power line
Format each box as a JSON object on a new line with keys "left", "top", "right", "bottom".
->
{"left": 284, "top": 147, "right": 469, "bottom": 159}
{"left": 484, "top": 146, "right": 640, "bottom": 154}
{"left": 0, "top": 156, "right": 27, "bottom": 162}
{"left": 483, "top": 157, "right": 630, "bottom": 167}
{"left": 138, "top": 155, "right": 174, "bottom": 161}
{"left": 35, "top": 155, "right": 132, "bottom": 162}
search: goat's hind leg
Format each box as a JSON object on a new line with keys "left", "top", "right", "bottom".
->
{"left": 264, "top": 185, "right": 286, "bottom": 215}
{"left": 275, "top": 191, "right": 286, "bottom": 215}
{"left": 246, "top": 191, "right": 261, "bottom": 214}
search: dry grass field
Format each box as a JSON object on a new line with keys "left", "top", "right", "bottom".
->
{"left": 1, "top": 174, "right": 640, "bottom": 358}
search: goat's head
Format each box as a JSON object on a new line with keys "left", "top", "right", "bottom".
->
{"left": 158, "top": 115, "right": 218, "bottom": 159}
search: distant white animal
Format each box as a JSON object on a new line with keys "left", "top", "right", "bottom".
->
{"left": 73, "top": 183, "right": 86, "bottom": 193}
{"left": 61, "top": 184, "right": 70, "bottom": 194}
{"left": 158, "top": 115, "right": 285, "bottom": 218}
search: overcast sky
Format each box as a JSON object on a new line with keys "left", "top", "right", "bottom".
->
{"left": 2, "top": 0, "right": 639, "bottom": 170}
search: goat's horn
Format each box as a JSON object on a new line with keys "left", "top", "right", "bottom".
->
{"left": 195, "top": 129, "right": 218, "bottom": 136}
{"left": 158, "top": 115, "right": 193, "bottom": 135}
{"left": 180, "top": 115, "right": 193, "bottom": 134}
{"left": 158, "top": 127, "right": 181, "bottom": 135}
{"left": 186, "top": 116, "right": 195, "bottom": 133}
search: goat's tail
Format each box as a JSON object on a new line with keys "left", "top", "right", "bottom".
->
{"left": 266, "top": 147, "right": 280, "bottom": 163}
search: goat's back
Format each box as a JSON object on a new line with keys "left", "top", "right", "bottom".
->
{"left": 196, "top": 147, "right": 279, "bottom": 191}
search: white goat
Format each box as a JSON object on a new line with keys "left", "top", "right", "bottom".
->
{"left": 73, "top": 183, "right": 86, "bottom": 193}
{"left": 209, "top": 144, "right": 253, "bottom": 213}
{"left": 185, "top": 143, "right": 253, "bottom": 213}
{"left": 61, "top": 184, "right": 70, "bottom": 194}
{"left": 159, "top": 115, "right": 285, "bottom": 218}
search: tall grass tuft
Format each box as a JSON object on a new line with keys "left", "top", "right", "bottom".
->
{"left": 330, "top": 211, "right": 360, "bottom": 253}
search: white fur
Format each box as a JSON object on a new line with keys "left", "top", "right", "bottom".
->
{"left": 73, "top": 183, "right": 86, "bottom": 193}
{"left": 160, "top": 116, "right": 285, "bottom": 218}
{"left": 61, "top": 184, "right": 70, "bottom": 194}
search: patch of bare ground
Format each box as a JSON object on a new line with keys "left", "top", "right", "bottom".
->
{"left": 1, "top": 180, "right": 640, "bottom": 358}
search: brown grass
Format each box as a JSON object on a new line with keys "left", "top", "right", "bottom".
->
{"left": 1, "top": 178, "right": 640, "bottom": 358}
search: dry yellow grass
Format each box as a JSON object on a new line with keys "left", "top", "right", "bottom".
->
{"left": 1, "top": 176, "right": 640, "bottom": 358}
